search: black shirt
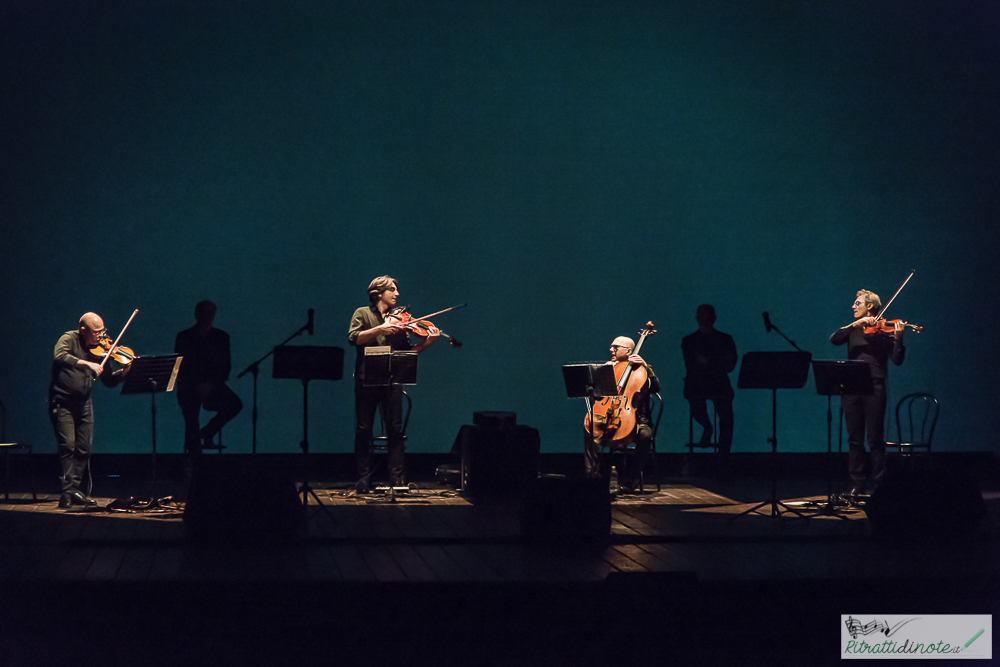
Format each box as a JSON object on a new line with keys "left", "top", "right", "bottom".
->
{"left": 174, "top": 326, "right": 232, "bottom": 393}
{"left": 830, "top": 325, "right": 905, "bottom": 381}
{"left": 347, "top": 305, "right": 412, "bottom": 381}
{"left": 50, "top": 330, "right": 121, "bottom": 404}
{"left": 681, "top": 329, "right": 738, "bottom": 399}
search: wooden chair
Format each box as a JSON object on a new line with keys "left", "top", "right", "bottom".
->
{"left": 885, "top": 393, "right": 938, "bottom": 465}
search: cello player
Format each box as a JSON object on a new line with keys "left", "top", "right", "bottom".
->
{"left": 584, "top": 336, "right": 659, "bottom": 493}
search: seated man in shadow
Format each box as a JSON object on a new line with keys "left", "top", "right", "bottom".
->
{"left": 681, "top": 304, "right": 737, "bottom": 456}
{"left": 174, "top": 300, "right": 242, "bottom": 454}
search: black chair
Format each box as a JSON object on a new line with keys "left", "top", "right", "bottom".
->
{"left": 885, "top": 392, "right": 938, "bottom": 465}
{"left": 600, "top": 392, "right": 663, "bottom": 492}
{"left": 1, "top": 397, "right": 36, "bottom": 502}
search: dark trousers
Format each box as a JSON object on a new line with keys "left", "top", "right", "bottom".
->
{"left": 178, "top": 384, "right": 243, "bottom": 454}
{"left": 688, "top": 395, "right": 734, "bottom": 454}
{"left": 50, "top": 398, "right": 93, "bottom": 495}
{"left": 842, "top": 381, "right": 887, "bottom": 490}
{"left": 354, "top": 381, "right": 405, "bottom": 486}
{"left": 584, "top": 423, "right": 652, "bottom": 487}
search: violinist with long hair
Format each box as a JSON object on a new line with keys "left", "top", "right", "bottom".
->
{"left": 830, "top": 289, "right": 905, "bottom": 498}
{"left": 348, "top": 276, "right": 439, "bottom": 492}
{"left": 49, "top": 313, "right": 130, "bottom": 509}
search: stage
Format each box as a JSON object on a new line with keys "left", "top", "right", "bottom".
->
{"left": 1, "top": 454, "right": 997, "bottom": 665}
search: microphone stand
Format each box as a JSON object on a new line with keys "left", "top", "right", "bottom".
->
{"left": 767, "top": 318, "right": 803, "bottom": 352}
{"left": 236, "top": 309, "right": 313, "bottom": 454}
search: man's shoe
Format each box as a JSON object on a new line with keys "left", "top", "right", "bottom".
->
{"left": 58, "top": 494, "right": 73, "bottom": 509}
{"left": 67, "top": 489, "right": 98, "bottom": 507}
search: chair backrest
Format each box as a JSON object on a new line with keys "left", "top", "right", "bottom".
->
{"left": 650, "top": 392, "right": 664, "bottom": 440}
{"left": 895, "top": 393, "right": 939, "bottom": 447}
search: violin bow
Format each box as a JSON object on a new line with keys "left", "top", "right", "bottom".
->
{"left": 408, "top": 303, "right": 467, "bottom": 323}
{"left": 876, "top": 270, "right": 914, "bottom": 322}
{"left": 99, "top": 309, "right": 138, "bottom": 370}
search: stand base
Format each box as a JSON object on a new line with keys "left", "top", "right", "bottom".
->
{"left": 730, "top": 498, "right": 811, "bottom": 522}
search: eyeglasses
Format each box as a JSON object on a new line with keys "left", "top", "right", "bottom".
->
{"left": 610, "top": 345, "right": 629, "bottom": 350}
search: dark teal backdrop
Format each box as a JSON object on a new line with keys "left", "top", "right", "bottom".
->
{"left": 3, "top": 1, "right": 998, "bottom": 459}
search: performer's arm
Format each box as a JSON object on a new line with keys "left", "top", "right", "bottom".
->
{"left": 54, "top": 335, "right": 102, "bottom": 376}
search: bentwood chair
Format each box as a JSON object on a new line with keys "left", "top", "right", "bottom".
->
{"left": 885, "top": 393, "right": 939, "bottom": 466}
{"left": 371, "top": 391, "right": 412, "bottom": 458}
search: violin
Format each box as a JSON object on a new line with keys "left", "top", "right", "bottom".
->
{"left": 863, "top": 319, "right": 923, "bottom": 336}
{"left": 862, "top": 271, "right": 924, "bottom": 338}
{"left": 89, "top": 335, "right": 138, "bottom": 365}
{"left": 583, "top": 322, "right": 656, "bottom": 448}
{"left": 89, "top": 309, "right": 139, "bottom": 368}
{"left": 385, "top": 304, "right": 464, "bottom": 348}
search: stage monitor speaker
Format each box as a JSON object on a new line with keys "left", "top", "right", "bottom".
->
{"left": 520, "top": 476, "right": 610, "bottom": 544}
{"left": 865, "top": 468, "right": 986, "bottom": 537}
{"left": 453, "top": 424, "right": 539, "bottom": 496}
{"left": 183, "top": 457, "right": 306, "bottom": 544}
{"left": 473, "top": 411, "right": 516, "bottom": 429}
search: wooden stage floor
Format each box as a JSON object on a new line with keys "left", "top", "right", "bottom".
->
{"left": 2, "top": 467, "right": 998, "bottom": 666}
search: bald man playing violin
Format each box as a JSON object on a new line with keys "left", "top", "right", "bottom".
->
{"left": 830, "top": 289, "right": 905, "bottom": 499}
{"left": 584, "top": 335, "right": 660, "bottom": 493}
{"left": 348, "top": 276, "right": 440, "bottom": 492}
{"left": 49, "top": 313, "right": 130, "bottom": 509}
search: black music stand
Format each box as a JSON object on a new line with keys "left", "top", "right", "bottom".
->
{"left": 731, "top": 351, "right": 812, "bottom": 522}
{"left": 360, "top": 348, "right": 417, "bottom": 498}
{"left": 362, "top": 347, "right": 418, "bottom": 387}
{"left": 273, "top": 345, "right": 344, "bottom": 515}
{"left": 807, "top": 360, "right": 873, "bottom": 516}
{"left": 563, "top": 363, "right": 617, "bottom": 476}
{"left": 120, "top": 354, "right": 183, "bottom": 509}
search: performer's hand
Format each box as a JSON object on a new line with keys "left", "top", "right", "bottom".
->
{"left": 81, "top": 360, "right": 103, "bottom": 376}
{"left": 854, "top": 316, "right": 878, "bottom": 328}
{"left": 425, "top": 326, "right": 441, "bottom": 344}
{"left": 894, "top": 320, "right": 905, "bottom": 339}
{"left": 628, "top": 354, "right": 646, "bottom": 367}
{"left": 380, "top": 322, "right": 404, "bottom": 335}
{"left": 122, "top": 363, "right": 132, "bottom": 377}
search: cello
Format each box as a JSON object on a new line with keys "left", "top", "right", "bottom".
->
{"left": 583, "top": 322, "right": 656, "bottom": 448}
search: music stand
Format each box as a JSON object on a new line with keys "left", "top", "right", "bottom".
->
{"left": 120, "top": 354, "right": 183, "bottom": 509}
{"left": 362, "top": 347, "right": 418, "bottom": 387}
{"left": 563, "top": 363, "right": 617, "bottom": 478}
{"left": 807, "top": 360, "right": 873, "bottom": 516}
{"left": 273, "top": 345, "right": 344, "bottom": 515}
{"left": 360, "top": 348, "right": 417, "bottom": 496}
{"left": 731, "top": 351, "right": 812, "bottom": 522}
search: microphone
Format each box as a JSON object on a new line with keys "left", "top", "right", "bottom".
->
{"left": 763, "top": 312, "right": 772, "bottom": 333}
{"left": 307, "top": 308, "right": 314, "bottom": 335}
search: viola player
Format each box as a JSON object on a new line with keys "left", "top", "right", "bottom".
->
{"left": 49, "top": 313, "right": 130, "bottom": 509}
{"left": 584, "top": 336, "right": 659, "bottom": 493}
{"left": 348, "top": 276, "right": 439, "bottom": 492}
{"left": 830, "top": 289, "right": 905, "bottom": 498}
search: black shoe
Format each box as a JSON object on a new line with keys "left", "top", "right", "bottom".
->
{"left": 848, "top": 485, "right": 866, "bottom": 499}
{"left": 58, "top": 494, "right": 73, "bottom": 509}
{"left": 201, "top": 436, "right": 226, "bottom": 451}
{"left": 63, "top": 489, "right": 97, "bottom": 507}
